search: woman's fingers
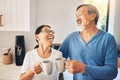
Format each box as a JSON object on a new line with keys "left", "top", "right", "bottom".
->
{"left": 33, "top": 62, "right": 43, "bottom": 74}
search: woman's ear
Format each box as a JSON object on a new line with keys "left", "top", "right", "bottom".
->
{"left": 35, "top": 35, "right": 40, "bottom": 41}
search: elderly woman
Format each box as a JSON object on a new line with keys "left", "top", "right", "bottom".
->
{"left": 20, "top": 25, "right": 63, "bottom": 80}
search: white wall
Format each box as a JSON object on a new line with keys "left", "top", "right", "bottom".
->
{"left": 113, "top": 0, "right": 120, "bottom": 49}
{"left": 0, "top": 0, "right": 83, "bottom": 55}
{"left": 108, "top": 0, "right": 120, "bottom": 49}
{"left": 108, "top": 0, "right": 115, "bottom": 34}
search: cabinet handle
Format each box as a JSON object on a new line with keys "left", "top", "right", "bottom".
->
{"left": 0, "top": 15, "right": 3, "bottom": 26}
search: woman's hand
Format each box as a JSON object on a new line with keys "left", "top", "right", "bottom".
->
{"left": 30, "top": 62, "right": 43, "bottom": 74}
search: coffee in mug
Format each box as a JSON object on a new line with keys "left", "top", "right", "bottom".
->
{"left": 55, "top": 58, "right": 65, "bottom": 73}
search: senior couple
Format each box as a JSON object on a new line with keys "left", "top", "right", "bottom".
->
{"left": 20, "top": 4, "right": 118, "bottom": 80}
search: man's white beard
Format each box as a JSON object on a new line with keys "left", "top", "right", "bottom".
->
{"left": 76, "top": 21, "right": 89, "bottom": 32}
{"left": 76, "top": 25, "right": 85, "bottom": 32}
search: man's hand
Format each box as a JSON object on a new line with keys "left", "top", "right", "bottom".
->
{"left": 65, "top": 60, "right": 85, "bottom": 74}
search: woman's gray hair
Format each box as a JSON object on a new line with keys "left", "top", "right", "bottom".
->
{"left": 76, "top": 4, "right": 99, "bottom": 25}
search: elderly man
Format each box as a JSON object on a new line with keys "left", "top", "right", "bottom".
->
{"left": 59, "top": 4, "right": 118, "bottom": 80}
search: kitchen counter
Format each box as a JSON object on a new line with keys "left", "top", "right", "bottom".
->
{"left": 0, "top": 54, "right": 21, "bottom": 80}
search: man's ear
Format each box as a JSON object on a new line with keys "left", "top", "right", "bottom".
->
{"left": 91, "top": 13, "right": 96, "bottom": 20}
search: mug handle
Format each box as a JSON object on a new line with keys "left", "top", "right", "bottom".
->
{"left": 40, "top": 62, "right": 44, "bottom": 72}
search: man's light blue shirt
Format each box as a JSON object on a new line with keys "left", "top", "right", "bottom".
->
{"left": 59, "top": 30, "right": 118, "bottom": 80}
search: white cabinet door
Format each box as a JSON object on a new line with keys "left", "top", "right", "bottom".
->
{"left": 0, "top": 0, "right": 32, "bottom": 31}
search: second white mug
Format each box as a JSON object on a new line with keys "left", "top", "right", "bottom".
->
{"left": 55, "top": 58, "right": 65, "bottom": 73}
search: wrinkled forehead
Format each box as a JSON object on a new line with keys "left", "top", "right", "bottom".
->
{"left": 76, "top": 6, "right": 88, "bottom": 16}
{"left": 77, "top": 6, "right": 88, "bottom": 13}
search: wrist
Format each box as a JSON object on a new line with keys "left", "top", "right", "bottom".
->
{"left": 78, "top": 63, "right": 85, "bottom": 73}
{"left": 81, "top": 64, "right": 85, "bottom": 73}
{"left": 30, "top": 67, "right": 35, "bottom": 75}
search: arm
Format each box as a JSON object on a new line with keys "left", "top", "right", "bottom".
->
{"left": 20, "top": 62, "right": 42, "bottom": 80}
{"left": 20, "top": 69, "right": 34, "bottom": 80}
{"left": 84, "top": 36, "right": 118, "bottom": 79}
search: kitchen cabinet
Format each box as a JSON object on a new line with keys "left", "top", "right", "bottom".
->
{"left": 0, "top": 0, "right": 35, "bottom": 31}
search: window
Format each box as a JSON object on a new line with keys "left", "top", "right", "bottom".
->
{"left": 84, "top": 0, "right": 109, "bottom": 31}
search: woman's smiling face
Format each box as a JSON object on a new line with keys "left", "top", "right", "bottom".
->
{"left": 36, "top": 26, "right": 55, "bottom": 46}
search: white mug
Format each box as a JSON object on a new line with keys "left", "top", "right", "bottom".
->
{"left": 41, "top": 60, "right": 53, "bottom": 75}
{"left": 55, "top": 58, "right": 65, "bottom": 73}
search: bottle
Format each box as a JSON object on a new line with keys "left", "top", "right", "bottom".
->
{"left": 15, "top": 35, "right": 25, "bottom": 66}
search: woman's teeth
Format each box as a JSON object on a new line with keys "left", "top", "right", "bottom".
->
{"left": 48, "top": 37, "right": 53, "bottom": 41}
